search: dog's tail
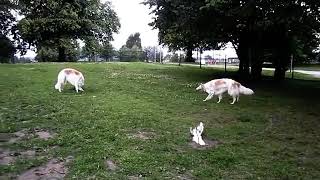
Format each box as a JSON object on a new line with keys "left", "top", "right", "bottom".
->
{"left": 239, "top": 85, "right": 254, "bottom": 95}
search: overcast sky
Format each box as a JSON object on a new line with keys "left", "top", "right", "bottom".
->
{"left": 106, "top": 0, "right": 237, "bottom": 57}
{"left": 22, "top": 0, "right": 237, "bottom": 58}
{"left": 106, "top": 0, "right": 159, "bottom": 49}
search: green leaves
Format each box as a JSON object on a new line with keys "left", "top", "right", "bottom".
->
{"left": 17, "top": 0, "right": 120, "bottom": 61}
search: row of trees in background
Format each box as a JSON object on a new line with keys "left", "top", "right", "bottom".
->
{"left": 144, "top": 0, "right": 320, "bottom": 80}
{"left": 35, "top": 32, "right": 166, "bottom": 62}
{"left": 0, "top": 0, "right": 121, "bottom": 63}
{"left": 0, "top": 0, "right": 163, "bottom": 63}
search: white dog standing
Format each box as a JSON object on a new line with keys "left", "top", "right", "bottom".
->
{"left": 54, "top": 68, "right": 85, "bottom": 93}
{"left": 196, "top": 78, "right": 254, "bottom": 104}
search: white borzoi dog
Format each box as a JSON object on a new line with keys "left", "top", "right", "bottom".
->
{"left": 54, "top": 68, "right": 85, "bottom": 93}
{"left": 196, "top": 78, "right": 254, "bottom": 104}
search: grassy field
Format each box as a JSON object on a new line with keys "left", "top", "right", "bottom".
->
{"left": 295, "top": 64, "right": 320, "bottom": 71}
{"left": 1, "top": 62, "right": 320, "bottom": 179}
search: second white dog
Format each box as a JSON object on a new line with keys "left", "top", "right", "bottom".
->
{"left": 196, "top": 78, "right": 254, "bottom": 104}
{"left": 54, "top": 68, "right": 85, "bottom": 93}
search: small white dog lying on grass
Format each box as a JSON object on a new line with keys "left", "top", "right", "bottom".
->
{"left": 196, "top": 78, "right": 254, "bottom": 104}
{"left": 54, "top": 68, "right": 85, "bottom": 93}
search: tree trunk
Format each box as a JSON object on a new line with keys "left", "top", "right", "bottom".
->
{"left": 274, "top": 64, "right": 286, "bottom": 81}
{"left": 185, "top": 46, "right": 194, "bottom": 62}
{"left": 237, "top": 39, "right": 250, "bottom": 79}
{"left": 250, "top": 46, "right": 263, "bottom": 80}
{"left": 273, "top": 33, "right": 291, "bottom": 81}
{"left": 274, "top": 54, "right": 290, "bottom": 81}
{"left": 58, "top": 46, "right": 66, "bottom": 62}
{"left": 251, "top": 58, "right": 262, "bottom": 80}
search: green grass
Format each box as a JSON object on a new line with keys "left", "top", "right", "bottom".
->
{"left": 295, "top": 64, "right": 320, "bottom": 71}
{"left": 1, "top": 62, "right": 320, "bottom": 179}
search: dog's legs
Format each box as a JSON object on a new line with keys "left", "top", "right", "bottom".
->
{"left": 217, "top": 94, "right": 222, "bottom": 103}
{"left": 59, "top": 83, "right": 63, "bottom": 92}
{"left": 79, "top": 86, "right": 84, "bottom": 92}
{"left": 203, "top": 93, "right": 214, "bottom": 101}
{"left": 74, "top": 83, "right": 79, "bottom": 93}
{"left": 236, "top": 95, "right": 239, "bottom": 102}
{"left": 230, "top": 96, "right": 236, "bottom": 104}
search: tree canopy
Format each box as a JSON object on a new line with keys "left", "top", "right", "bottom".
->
{"left": 0, "top": 35, "right": 15, "bottom": 63}
{"left": 17, "top": 0, "right": 120, "bottom": 61}
{"left": 126, "top": 33, "right": 142, "bottom": 49}
{"left": 144, "top": 0, "right": 320, "bottom": 80}
{"left": 118, "top": 33, "right": 144, "bottom": 61}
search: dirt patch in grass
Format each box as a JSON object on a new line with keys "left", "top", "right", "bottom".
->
{"left": 6, "top": 130, "right": 27, "bottom": 144}
{"left": 33, "top": 128, "right": 55, "bottom": 140}
{"left": 127, "top": 130, "right": 156, "bottom": 140}
{"left": 17, "top": 158, "right": 69, "bottom": 180}
{"left": 0, "top": 149, "right": 15, "bottom": 165}
{"left": 176, "top": 172, "right": 194, "bottom": 180}
{"left": 189, "top": 137, "right": 221, "bottom": 150}
{"left": 0, "top": 133, "right": 15, "bottom": 143}
{"left": 1, "top": 128, "right": 55, "bottom": 144}
{"left": 104, "top": 159, "right": 118, "bottom": 171}
{"left": 0, "top": 148, "right": 36, "bottom": 166}
{"left": 35, "top": 131, "right": 54, "bottom": 140}
{"left": 20, "top": 150, "right": 36, "bottom": 157}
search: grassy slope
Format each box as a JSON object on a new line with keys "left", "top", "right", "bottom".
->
{"left": 0, "top": 63, "right": 320, "bottom": 179}
{"left": 295, "top": 64, "right": 320, "bottom": 71}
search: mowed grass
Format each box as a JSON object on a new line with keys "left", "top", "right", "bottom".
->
{"left": 0, "top": 62, "right": 320, "bottom": 179}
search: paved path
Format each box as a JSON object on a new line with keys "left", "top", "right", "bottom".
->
{"left": 262, "top": 68, "right": 320, "bottom": 78}
{"left": 288, "top": 70, "right": 320, "bottom": 78}
{"left": 166, "top": 63, "right": 320, "bottom": 78}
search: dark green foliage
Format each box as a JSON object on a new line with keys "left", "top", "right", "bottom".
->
{"left": 143, "top": 0, "right": 222, "bottom": 62}
{"left": 0, "top": 35, "right": 15, "bottom": 63}
{"left": 119, "top": 45, "right": 145, "bottom": 62}
{"left": 36, "top": 39, "right": 80, "bottom": 62}
{"left": 17, "top": 0, "right": 120, "bottom": 62}
{"left": 118, "top": 33, "right": 145, "bottom": 61}
{"left": 0, "top": 0, "right": 17, "bottom": 36}
{"left": 100, "top": 42, "right": 115, "bottom": 61}
{"left": 126, "top": 33, "right": 142, "bottom": 49}
{"left": 144, "top": 0, "right": 320, "bottom": 80}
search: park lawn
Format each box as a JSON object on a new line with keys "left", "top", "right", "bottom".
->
{"left": 0, "top": 62, "right": 320, "bottom": 179}
{"left": 295, "top": 64, "right": 320, "bottom": 71}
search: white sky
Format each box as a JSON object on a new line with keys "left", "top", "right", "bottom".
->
{"left": 21, "top": 0, "right": 237, "bottom": 58}
{"left": 105, "top": 0, "right": 237, "bottom": 58}
{"left": 107, "top": 0, "right": 159, "bottom": 49}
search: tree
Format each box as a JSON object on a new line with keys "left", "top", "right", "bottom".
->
{"left": 205, "top": 0, "right": 320, "bottom": 80}
{"left": 82, "top": 38, "right": 101, "bottom": 61}
{"left": 126, "top": 33, "right": 142, "bottom": 49}
{"left": 143, "top": 0, "right": 221, "bottom": 62}
{"left": 119, "top": 45, "right": 144, "bottom": 61}
{"left": 1, "top": 0, "right": 17, "bottom": 36}
{"left": 146, "top": 0, "right": 320, "bottom": 80}
{"left": 1, "top": 0, "right": 26, "bottom": 60}
{"left": 18, "top": 0, "right": 120, "bottom": 62}
{"left": 118, "top": 33, "right": 144, "bottom": 61}
{"left": 100, "top": 42, "right": 114, "bottom": 61}
{"left": 0, "top": 35, "right": 15, "bottom": 63}
{"left": 36, "top": 39, "right": 80, "bottom": 62}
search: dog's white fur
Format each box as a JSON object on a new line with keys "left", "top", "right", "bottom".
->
{"left": 54, "top": 68, "right": 85, "bottom": 93}
{"left": 190, "top": 122, "right": 206, "bottom": 145}
{"left": 196, "top": 78, "right": 254, "bottom": 104}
